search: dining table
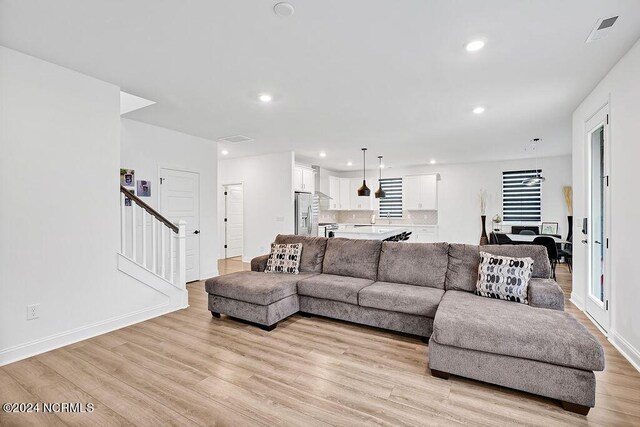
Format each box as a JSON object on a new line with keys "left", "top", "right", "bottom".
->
{"left": 505, "top": 234, "right": 570, "bottom": 245}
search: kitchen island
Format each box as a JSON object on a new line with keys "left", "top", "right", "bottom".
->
{"left": 332, "top": 225, "right": 411, "bottom": 240}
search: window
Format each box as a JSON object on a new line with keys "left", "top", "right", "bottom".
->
{"left": 378, "top": 178, "right": 403, "bottom": 218}
{"left": 502, "top": 170, "right": 542, "bottom": 222}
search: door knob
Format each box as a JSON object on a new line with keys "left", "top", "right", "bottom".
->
{"left": 581, "top": 239, "right": 588, "bottom": 244}
{"left": 194, "top": 230, "right": 200, "bottom": 234}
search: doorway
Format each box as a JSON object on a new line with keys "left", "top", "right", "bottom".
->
{"left": 224, "top": 184, "right": 243, "bottom": 259}
{"left": 585, "top": 106, "right": 610, "bottom": 331}
{"left": 159, "top": 168, "right": 200, "bottom": 282}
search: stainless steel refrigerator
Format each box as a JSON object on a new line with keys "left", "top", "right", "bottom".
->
{"left": 295, "top": 192, "right": 318, "bottom": 237}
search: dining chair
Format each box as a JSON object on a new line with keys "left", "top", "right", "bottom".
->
{"left": 494, "top": 233, "right": 513, "bottom": 245}
{"left": 558, "top": 236, "right": 573, "bottom": 272}
{"left": 533, "top": 236, "right": 559, "bottom": 279}
{"left": 520, "top": 230, "right": 536, "bottom": 235}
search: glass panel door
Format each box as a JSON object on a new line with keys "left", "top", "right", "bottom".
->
{"left": 590, "top": 126, "right": 605, "bottom": 305}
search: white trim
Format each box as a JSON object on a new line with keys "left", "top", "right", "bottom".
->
{"left": 609, "top": 330, "right": 640, "bottom": 373}
{"left": 0, "top": 301, "right": 182, "bottom": 367}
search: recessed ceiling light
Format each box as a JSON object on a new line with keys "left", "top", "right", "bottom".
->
{"left": 379, "top": 164, "right": 385, "bottom": 169}
{"left": 259, "top": 93, "right": 272, "bottom": 103}
{"left": 465, "top": 39, "right": 486, "bottom": 52}
{"left": 430, "top": 159, "right": 436, "bottom": 164}
{"left": 473, "top": 106, "right": 486, "bottom": 114}
{"left": 273, "top": 2, "right": 295, "bottom": 17}
{"left": 221, "top": 150, "right": 229, "bottom": 155}
{"left": 347, "top": 161, "right": 353, "bottom": 166}
{"left": 319, "top": 151, "right": 327, "bottom": 158}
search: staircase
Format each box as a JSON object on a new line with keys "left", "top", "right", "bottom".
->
{"left": 118, "top": 185, "right": 188, "bottom": 308}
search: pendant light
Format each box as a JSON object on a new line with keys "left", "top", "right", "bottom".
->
{"left": 522, "top": 138, "right": 546, "bottom": 186}
{"left": 375, "top": 156, "right": 386, "bottom": 198}
{"left": 357, "top": 148, "right": 371, "bottom": 196}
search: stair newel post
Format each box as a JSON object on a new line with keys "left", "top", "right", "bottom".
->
{"left": 176, "top": 220, "right": 187, "bottom": 289}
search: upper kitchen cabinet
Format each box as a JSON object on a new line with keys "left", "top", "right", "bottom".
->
{"left": 327, "top": 176, "right": 352, "bottom": 210}
{"left": 349, "top": 177, "right": 374, "bottom": 210}
{"left": 403, "top": 174, "right": 438, "bottom": 210}
{"left": 294, "top": 165, "right": 315, "bottom": 193}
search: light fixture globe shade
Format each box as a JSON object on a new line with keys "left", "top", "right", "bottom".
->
{"left": 522, "top": 176, "right": 546, "bottom": 186}
{"left": 358, "top": 181, "right": 371, "bottom": 197}
{"left": 375, "top": 185, "right": 386, "bottom": 199}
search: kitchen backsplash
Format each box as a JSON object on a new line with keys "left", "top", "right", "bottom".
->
{"left": 319, "top": 210, "right": 438, "bottom": 225}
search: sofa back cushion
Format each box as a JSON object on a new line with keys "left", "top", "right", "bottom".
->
{"left": 377, "top": 242, "right": 449, "bottom": 288}
{"left": 446, "top": 244, "right": 551, "bottom": 292}
{"left": 322, "top": 238, "right": 382, "bottom": 280}
{"left": 274, "top": 234, "right": 328, "bottom": 273}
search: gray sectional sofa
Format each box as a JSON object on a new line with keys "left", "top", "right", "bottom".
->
{"left": 205, "top": 234, "right": 605, "bottom": 415}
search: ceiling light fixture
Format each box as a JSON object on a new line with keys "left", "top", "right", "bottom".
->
{"left": 465, "top": 39, "right": 486, "bottom": 52}
{"left": 273, "top": 2, "right": 295, "bottom": 17}
{"left": 430, "top": 159, "right": 436, "bottom": 164}
{"left": 473, "top": 106, "right": 485, "bottom": 114}
{"left": 319, "top": 151, "right": 327, "bottom": 158}
{"left": 357, "top": 148, "right": 371, "bottom": 197}
{"left": 221, "top": 150, "right": 229, "bottom": 155}
{"left": 522, "top": 138, "right": 546, "bottom": 186}
{"left": 259, "top": 94, "right": 272, "bottom": 103}
{"left": 347, "top": 161, "right": 353, "bottom": 166}
{"left": 375, "top": 156, "right": 386, "bottom": 199}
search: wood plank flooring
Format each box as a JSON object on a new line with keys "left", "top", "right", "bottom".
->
{"left": 1, "top": 259, "right": 639, "bottom": 426}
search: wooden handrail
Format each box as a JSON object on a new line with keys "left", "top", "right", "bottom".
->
{"left": 120, "top": 185, "right": 179, "bottom": 233}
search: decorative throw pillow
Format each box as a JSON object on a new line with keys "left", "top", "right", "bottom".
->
{"left": 265, "top": 243, "right": 303, "bottom": 274}
{"left": 476, "top": 251, "right": 534, "bottom": 304}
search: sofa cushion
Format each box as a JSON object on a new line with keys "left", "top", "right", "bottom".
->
{"left": 322, "top": 238, "right": 382, "bottom": 280}
{"left": 265, "top": 243, "right": 303, "bottom": 274}
{"left": 274, "top": 234, "right": 328, "bottom": 273}
{"left": 432, "top": 291, "right": 605, "bottom": 371}
{"left": 377, "top": 242, "right": 449, "bottom": 288}
{"left": 446, "top": 244, "right": 552, "bottom": 292}
{"left": 205, "top": 271, "right": 317, "bottom": 306}
{"left": 476, "top": 252, "right": 534, "bottom": 304}
{"left": 358, "top": 282, "right": 444, "bottom": 317}
{"left": 528, "top": 278, "right": 565, "bottom": 311}
{"left": 297, "top": 274, "right": 374, "bottom": 305}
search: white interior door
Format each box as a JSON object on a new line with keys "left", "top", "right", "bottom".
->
{"left": 224, "top": 184, "right": 243, "bottom": 258}
{"left": 160, "top": 168, "right": 200, "bottom": 282}
{"left": 585, "top": 106, "right": 610, "bottom": 331}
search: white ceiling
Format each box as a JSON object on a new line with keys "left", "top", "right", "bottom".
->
{"left": 2, "top": 1, "right": 639, "bottom": 170}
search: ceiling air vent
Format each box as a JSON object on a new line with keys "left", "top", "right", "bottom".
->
{"left": 586, "top": 16, "right": 619, "bottom": 43}
{"left": 218, "top": 135, "right": 253, "bottom": 143}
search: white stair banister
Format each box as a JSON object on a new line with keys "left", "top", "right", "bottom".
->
{"left": 176, "top": 220, "right": 187, "bottom": 287}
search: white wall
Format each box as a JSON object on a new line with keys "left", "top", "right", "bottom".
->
{"left": 327, "top": 155, "right": 572, "bottom": 244}
{"left": 218, "top": 152, "right": 295, "bottom": 262}
{"left": 0, "top": 47, "right": 175, "bottom": 365}
{"left": 572, "top": 39, "right": 640, "bottom": 371}
{"left": 120, "top": 118, "right": 219, "bottom": 278}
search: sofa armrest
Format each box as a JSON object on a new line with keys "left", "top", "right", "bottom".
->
{"left": 528, "top": 278, "right": 564, "bottom": 311}
{"left": 251, "top": 254, "right": 270, "bottom": 272}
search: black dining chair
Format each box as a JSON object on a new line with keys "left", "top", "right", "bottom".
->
{"left": 494, "top": 233, "right": 513, "bottom": 245}
{"left": 520, "top": 230, "right": 536, "bottom": 235}
{"left": 558, "top": 237, "right": 573, "bottom": 272}
{"left": 533, "top": 236, "right": 559, "bottom": 279}
{"left": 401, "top": 232, "right": 412, "bottom": 241}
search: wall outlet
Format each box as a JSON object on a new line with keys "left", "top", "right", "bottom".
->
{"left": 27, "top": 304, "right": 40, "bottom": 320}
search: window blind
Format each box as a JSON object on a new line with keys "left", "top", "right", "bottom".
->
{"left": 378, "top": 178, "right": 403, "bottom": 218}
{"left": 502, "top": 170, "right": 542, "bottom": 222}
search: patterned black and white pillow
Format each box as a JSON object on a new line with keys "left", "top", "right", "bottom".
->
{"left": 476, "top": 251, "right": 534, "bottom": 304}
{"left": 265, "top": 243, "right": 303, "bottom": 274}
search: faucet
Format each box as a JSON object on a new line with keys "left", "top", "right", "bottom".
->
{"left": 387, "top": 212, "right": 391, "bottom": 225}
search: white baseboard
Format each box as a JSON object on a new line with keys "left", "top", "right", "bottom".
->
{"left": 570, "top": 292, "right": 585, "bottom": 310}
{"left": 609, "top": 330, "right": 640, "bottom": 373}
{"left": 0, "top": 301, "right": 184, "bottom": 367}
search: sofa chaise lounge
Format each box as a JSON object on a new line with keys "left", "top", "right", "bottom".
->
{"left": 205, "top": 234, "right": 605, "bottom": 414}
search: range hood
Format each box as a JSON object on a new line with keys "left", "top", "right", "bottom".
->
{"left": 312, "top": 165, "right": 332, "bottom": 201}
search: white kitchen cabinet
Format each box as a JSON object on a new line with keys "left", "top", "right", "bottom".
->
{"left": 407, "top": 226, "right": 439, "bottom": 243}
{"left": 328, "top": 176, "right": 340, "bottom": 210}
{"left": 350, "top": 178, "right": 374, "bottom": 210}
{"left": 339, "top": 178, "right": 351, "bottom": 210}
{"left": 294, "top": 165, "right": 315, "bottom": 192}
{"left": 403, "top": 174, "right": 437, "bottom": 210}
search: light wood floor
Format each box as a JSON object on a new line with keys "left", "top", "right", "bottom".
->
{"left": 1, "top": 260, "right": 639, "bottom": 426}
